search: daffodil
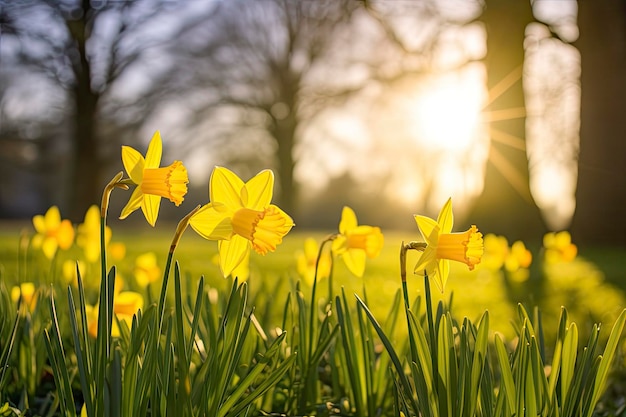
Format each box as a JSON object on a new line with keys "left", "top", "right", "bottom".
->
{"left": 297, "top": 237, "right": 332, "bottom": 285}
{"left": 543, "top": 231, "right": 577, "bottom": 263}
{"left": 134, "top": 252, "right": 161, "bottom": 287}
{"left": 11, "top": 282, "right": 37, "bottom": 312}
{"left": 77, "top": 205, "right": 111, "bottom": 263}
{"left": 109, "top": 242, "right": 127, "bottom": 261}
{"left": 62, "top": 259, "right": 87, "bottom": 287}
{"left": 32, "top": 206, "right": 75, "bottom": 260}
{"left": 331, "top": 206, "right": 384, "bottom": 277}
{"left": 505, "top": 240, "right": 532, "bottom": 282}
{"left": 84, "top": 291, "right": 144, "bottom": 338}
{"left": 414, "top": 198, "right": 483, "bottom": 292}
{"left": 120, "top": 131, "right": 189, "bottom": 226}
{"left": 189, "top": 166, "right": 294, "bottom": 277}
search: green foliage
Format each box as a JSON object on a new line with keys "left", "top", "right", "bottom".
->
{"left": 1, "top": 226, "right": 625, "bottom": 416}
{"left": 357, "top": 275, "right": 626, "bottom": 417}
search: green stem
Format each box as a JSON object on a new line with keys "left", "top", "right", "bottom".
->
{"left": 158, "top": 205, "right": 202, "bottom": 332}
{"left": 308, "top": 235, "right": 336, "bottom": 365}
{"left": 424, "top": 272, "right": 438, "bottom": 394}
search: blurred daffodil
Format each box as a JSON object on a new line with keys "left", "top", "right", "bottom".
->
{"left": 134, "top": 252, "right": 161, "bottom": 287}
{"left": 85, "top": 291, "right": 144, "bottom": 338}
{"left": 62, "top": 259, "right": 87, "bottom": 288}
{"left": 331, "top": 207, "right": 383, "bottom": 277}
{"left": 297, "top": 237, "right": 332, "bottom": 285}
{"left": 11, "top": 282, "right": 37, "bottom": 312}
{"left": 414, "top": 198, "right": 483, "bottom": 292}
{"left": 543, "top": 231, "right": 577, "bottom": 263}
{"left": 109, "top": 242, "right": 126, "bottom": 261}
{"left": 189, "top": 167, "right": 294, "bottom": 277}
{"left": 32, "top": 206, "right": 75, "bottom": 260}
{"left": 481, "top": 234, "right": 509, "bottom": 271}
{"left": 120, "top": 131, "right": 189, "bottom": 226}
{"left": 77, "top": 205, "right": 111, "bottom": 263}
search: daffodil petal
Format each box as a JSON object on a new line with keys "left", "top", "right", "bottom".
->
{"left": 434, "top": 259, "right": 450, "bottom": 293}
{"left": 218, "top": 234, "right": 250, "bottom": 277}
{"left": 210, "top": 166, "right": 244, "bottom": 209}
{"left": 414, "top": 215, "right": 439, "bottom": 246}
{"left": 331, "top": 235, "right": 348, "bottom": 255}
{"left": 119, "top": 187, "right": 144, "bottom": 220}
{"left": 414, "top": 246, "right": 437, "bottom": 276}
{"left": 339, "top": 206, "right": 358, "bottom": 234}
{"left": 141, "top": 193, "right": 161, "bottom": 227}
{"left": 57, "top": 220, "right": 75, "bottom": 250}
{"left": 304, "top": 237, "right": 319, "bottom": 259}
{"left": 244, "top": 169, "right": 274, "bottom": 210}
{"left": 341, "top": 248, "right": 367, "bottom": 277}
{"left": 33, "top": 214, "right": 46, "bottom": 234}
{"left": 121, "top": 146, "right": 145, "bottom": 184}
{"left": 144, "top": 131, "right": 162, "bottom": 169}
{"left": 45, "top": 206, "right": 61, "bottom": 229}
{"left": 437, "top": 198, "right": 454, "bottom": 234}
{"left": 42, "top": 237, "right": 58, "bottom": 260}
{"left": 189, "top": 203, "right": 234, "bottom": 240}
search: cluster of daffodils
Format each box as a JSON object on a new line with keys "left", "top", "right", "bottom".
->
{"left": 481, "top": 233, "right": 533, "bottom": 282}
{"left": 17, "top": 130, "right": 491, "bottom": 332}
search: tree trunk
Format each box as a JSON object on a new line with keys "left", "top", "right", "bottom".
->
{"left": 272, "top": 108, "right": 298, "bottom": 218}
{"left": 470, "top": 0, "right": 545, "bottom": 241}
{"left": 571, "top": 0, "right": 626, "bottom": 245}
{"left": 66, "top": 1, "right": 101, "bottom": 222}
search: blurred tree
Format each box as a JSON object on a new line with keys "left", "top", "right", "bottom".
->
{"left": 468, "top": 0, "right": 546, "bottom": 241}
{"left": 169, "top": 0, "right": 366, "bottom": 217}
{"left": 0, "top": 0, "right": 176, "bottom": 220}
{"left": 572, "top": 0, "right": 626, "bottom": 245}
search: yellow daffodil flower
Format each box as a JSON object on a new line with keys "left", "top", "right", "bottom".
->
{"left": 120, "top": 131, "right": 189, "bottom": 226}
{"left": 189, "top": 166, "right": 294, "bottom": 277}
{"left": 505, "top": 240, "right": 532, "bottom": 272}
{"left": 84, "top": 291, "right": 144, "bottom": 338}
{"left": 543, "top": 231, "right": 577, "bottom": 263}
{"left": 505, "top": 240, "right": 532, "bottom": 282}
{"left": 212, "top": 251, "right": 250, "bottom": 281}
{"left": 414, "top": 198, "right": 484, "bottom": 292}
{"left": 481, "top": 234, "right": 509, "bottom": 271}
{"left": 62, "top": 259, "right": 87, "bottom": 287}
{"left": 32, "top": 206, "right": 75, "bottom": 260}
{"left": 109, "top": 242, "right": 126, "bottom": 261}
{"left": 11, "top": 282, "right": 37, "bottom": 312}
{"left": 331, "top": 206, "right": 384, "bottom": 277}
{"left": 296, "top": 237, "right": 332, "bottom": 285}
{"left": 77, "top": 205, "right": 111, "bottom": 263}
{"left": 134, "top": 252, "right": 161, "bottom": 287}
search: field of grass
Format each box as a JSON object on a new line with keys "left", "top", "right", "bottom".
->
{"left": 1, "top": 218, "right": 626, "bottom": 416}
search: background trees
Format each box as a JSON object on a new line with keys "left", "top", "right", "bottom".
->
{"left": 1, "top": 0, "right": 624, "bottom": 243}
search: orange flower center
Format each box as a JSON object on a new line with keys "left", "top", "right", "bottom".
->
{"left": 436, "top": 225, "right": 484, "bottom": 270}
{"left": 346, "top": 227, "right": 384, "bottom": 258}
{"left": 141, "top": 161, "right": 189, "bottom": 205}
{"left": 232, "top": 206, "right": 294, "bottom": 255}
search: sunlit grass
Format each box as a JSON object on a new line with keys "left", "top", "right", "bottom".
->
{"left": 1, "top": 214, "right": 625, "bottom": 416}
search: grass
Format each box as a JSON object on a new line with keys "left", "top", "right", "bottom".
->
{"left": 1, "top": 219, "right": 626, "bottom": 416}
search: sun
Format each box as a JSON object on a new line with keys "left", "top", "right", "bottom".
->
{"left": 410, "top": 71, "right": 485, "bottom": 152}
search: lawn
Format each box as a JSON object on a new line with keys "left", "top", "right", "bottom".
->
{"left": 1, "top": 215, "right": 625, "bottom": 416}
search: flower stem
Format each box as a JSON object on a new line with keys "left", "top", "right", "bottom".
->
{"left": 158, "top": 205, "right": 201, "bottom": 331}
{"left": 309, "top": 234, "right": 336, "bottom": 364}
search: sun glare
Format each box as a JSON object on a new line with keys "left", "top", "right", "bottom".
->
{"left": 411, "top": 72, "right": 484, "bottom": 152}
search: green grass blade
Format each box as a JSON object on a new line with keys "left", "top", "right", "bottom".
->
{"left": 67, "top": 285, "right": 94, "bottom": 417}
{"left": 583, "top": 308, "right": 626, "bottom": 417}
{"left": 561, "top": 322, "right": 578, "bottom": 405}
{"left": 494, "top": 334, "right": 515, "bottom": 413}
{"left": 173, "top": 263, "right": 192, "bottom": 415}
{"left": 355, "top": 294, "right": 420, "bottom": 416}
